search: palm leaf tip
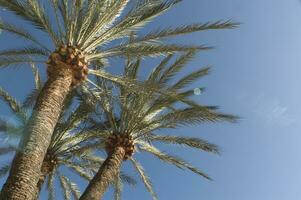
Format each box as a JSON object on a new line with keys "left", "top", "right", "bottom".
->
{"left": 130, "top": 158, "right": 158, "bottom": 200}
{"left": 138, "top": 20, "right": 239, "bottom": 42}
{"left": 140, "top": 144, "right": 212, "bottom": 181}
{"left": 205, "top": 20, "right": 240, "bottom": 30}
{"left": 216, "top": 113, "right": 239, "bottom": 123}
{"left": 0, "top": 164, "right": 10, "bottom": 178}
{"left": 149, "top": 134, "right": 220, "bottom": 154}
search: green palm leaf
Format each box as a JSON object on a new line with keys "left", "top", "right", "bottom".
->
{"left": 148, "top": 134, "right": 220, "bottom": 154}
{"left": 0, "top": 21, "right": 49, "bottom": 50}
{"left": 58, "top": 174, "right": 72, "bottom": 200}
{"left": 0, "top": 164, "right": 10, "bottom": 178}
{"left": 0, "top": 87, "right": 27, "bottom": 121}
{"left": 139, "top": 142, "right": 212, "bottom": 180}
{"left": 130, "top": 158, "right": 158, "bottom": 200}
{"left": 136, "top": 20, "right": 239, "bottom": 42}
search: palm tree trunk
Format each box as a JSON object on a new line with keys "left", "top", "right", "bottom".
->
{"left": 0, "top": 67, "right": 73, "bottom": 200}
{"left": 79, "top": 147, "right": 125, "bottom": 200}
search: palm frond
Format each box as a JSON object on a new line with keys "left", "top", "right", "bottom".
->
{"left": 84, "top": 0, "right": 181, "bottom": 51}
{"left": 0, "top": 56, "right": 44, "bottom": 69}
{"left": 139, "top": 143, "right": 212, "bottom": 180}
{"left": 58, "top": 175, "right": 72, "bottom": 200}
{"left": 68, "top": 179, "right": 81, "bottom": 200}
{"left": 65, "top": 141, "right": 105, "bottom": 156}
{"left": 0, "top": 163, "right": 10, "bottom": 178}
{"left": 82, "top": 0, "right": 130, "bottom": 47}
{"left": 30, "top": 63, "right": 42, "bottom": 90}
{"left": 26, "top": 0, "right": 60, "bottom": 44}
{"left": 113, "top": 171, "right": 123, "bottom": 200}
{"left": 0, "top": 87, "right": 27, "bottom": 121}
{"left": 0, "top": 0, "right": 43, "bottom": 28}
{"left": 136, "top": 20, "right": 239, "bottom": 42}
{"left": 22, "top": 88, "right": 41, "bottom": 108}
{"left": 130, "top": 158, "right": 158, "bottom": 200}
{"left": 124, "top": 58, "right": 141, "bottom": 79}
{"left": 88, "top": 44, "right": 209, "bottom": 60}
{"left": 0, "top": 21, "right": 49, "bottom": 50}
{"left": 156, "top": 106, "right": 237, "bottom": 128}
{"left": 0, "top": 47, "right": 49, "bottom": 57}
{"left": 63, "top": 160, "right": 93, "bottom": 181}
{"left": 147, "top": 54, "right": 173, "bottom": 83}
{"left": 158, "top": 50, "right": 197, "bottom": 85}
{"left": 170, "top": 67, "right": 210, "bottom": 90}
{"left": 0, "top": 119, "right": 22, "bottom": 138}
{"left": 148, "top": 134, "right": 220, "bottom": 154}
{"left": 0, "top": 146, "right": 16, "bottom": 156}
{"left": 120, "top": 172, "right": 137, "bottom": 187}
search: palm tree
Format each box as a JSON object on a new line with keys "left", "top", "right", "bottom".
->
{"left": 0, "top": 0, "right": 237, "bottom": 198}
{"left": 79, "top": 53, "right": 238, "bottom": 200}
{"left": 0, "top": 74, "right": 137, "bottom": 200}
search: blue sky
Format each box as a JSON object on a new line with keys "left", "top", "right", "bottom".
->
{"left": 1, "top": 0, "right": 301, "bottom": 200}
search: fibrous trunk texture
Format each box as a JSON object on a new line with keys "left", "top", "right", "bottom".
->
{"left": 0, "top": 67, "right": 73, "bottom": 200}
{"left": 79, "top": 147, "right": 126, "bottom": 200}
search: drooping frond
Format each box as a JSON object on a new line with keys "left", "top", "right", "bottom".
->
{"left": 88, "top": 69, "right": 162, "bottom": 96}
{"left": 0, "top": 119, "right": 6, "bottom": 132}
{"left": 51, "top": 105, "right": 94, "bottom": 148}
{"left": 124, "top": 58, "right": 141, "bottom": 79}
{"left": 67, "top": 179, "right": 81, "bottom": 200}
{"left": 0, "top": 0, "right": 60, "bottom": 44}
{"left": 0, "top": 146, "right": 16, "bottom": 156}
{"left": 113, "top": 171, "right": 123, "bottom": 200}
{"left": 58, "top": 174, "right": 72, "bottom": 200}
{"left": 0, "top": 87, "right": 27, "bottom": 121}
{"left": 80, "top": 154, "right": 104, "bottom": 167}
{"left": 0, "top": 47, "right": 49, "bottom": 57}
{"left": 0, "top": 163, "right": 10, "bottom": 178}
{"left": 130, "top": 158, "right": 158, "bottom": 200}
{"left": 30, "top": 63, "right": 42, "bottom": 90}
{"left": 0, "top": 119, "right": 23, "bottom": 138}
{"left": 139, "top": 142, "right": 212, "bottom": 180}
{"left": 52, "top": 131, "right": 98, "bottom": 155}
{"left": 62, "top": 160, "right": 93, "bottom": 181}
{"left": 0, "top": 21, "right": 49, "bottom": 51}
{"left": 120, "top": 172, "right": 137, "bottom": 187}
{"left": 22, "top": 88, "right": 40, "bottom": 108}
{"left": 69, "top": 141, "right": 105, "bottom": 156}
{"left": 0, "top": 0, "right": 43, "bottom": 28}
{"left": 0, "top": 56, "right": 44, "bottom": 69}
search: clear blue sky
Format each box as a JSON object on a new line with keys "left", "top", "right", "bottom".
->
{"left": 1, "top": 0, "right": 301, "bottom": 200}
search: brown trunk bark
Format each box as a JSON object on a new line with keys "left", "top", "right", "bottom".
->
{"left": 0, "top": 67, "right": 73, "bottom": 200}
{"left": 79, "top": 147, "right": 125, "bottom": 200}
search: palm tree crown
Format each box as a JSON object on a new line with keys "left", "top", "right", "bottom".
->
{"left": 84, "top": 52, "right": 237, "bottom": 199}
{"left": 0, "top": 0, "right": 237, "bottom": 87}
